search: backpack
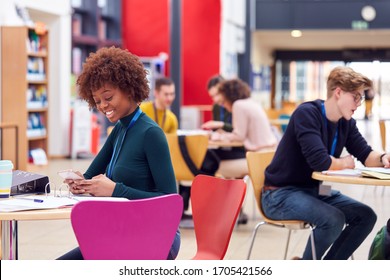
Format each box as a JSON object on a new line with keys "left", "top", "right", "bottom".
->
{"left": 368, "top": 218, "right": 390, "bottom": 260}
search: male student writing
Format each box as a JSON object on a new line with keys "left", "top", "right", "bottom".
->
{"left": 262, "top": 66, "right": 390, "bottom": 260}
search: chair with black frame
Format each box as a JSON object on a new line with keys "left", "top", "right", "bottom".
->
{"left": 245, "top": 150, "right": 316, "bottom": 260}
{"left": 165, "top": 133, "right": 209, "bottom": 227}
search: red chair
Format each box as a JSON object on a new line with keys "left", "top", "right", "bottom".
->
{"left": 190, "top": 175, "right": 246, "bottom": 259}
{"left": 70, "top": 194, "right": 183, "bottom": 260}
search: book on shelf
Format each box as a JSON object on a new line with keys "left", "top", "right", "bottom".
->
{"left": 26, "top": 85, "right": 48, "bottom": 109}
{"left": 29, "top": 148, "right": 48, "bottom": 165}
{"left": 27, "top": 57, "right": 46, "bottom": 81}
{"left": 72, "top": 13, "right": 82, "bottom": 36}
{"left": 27, "top": 112, "right": 46, "bottom": 137}
{"left": 98, "top": 19, "right": 107, "bottom": 40}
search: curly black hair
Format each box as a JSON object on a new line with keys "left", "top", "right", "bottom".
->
{"left": 218, "top": 78, "right": 251, "bottom": 104}
{"left": 77, "top": 47, "right": 150, "bottom": 108}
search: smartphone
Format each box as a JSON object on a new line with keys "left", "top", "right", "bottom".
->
{"left": 57, "top": 169, "right": 83, "bottom": 180}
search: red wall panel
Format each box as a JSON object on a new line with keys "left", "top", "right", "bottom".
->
{"left": 122, "top": 0, "right": 169, "bottom": 57}
{"left": 122, "top": 0, "right": 221, "bottom": 106}
{"left": 182, "top": 0, "right": 221, "bottom": 105}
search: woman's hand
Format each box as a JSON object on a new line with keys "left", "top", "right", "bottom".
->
{"left": 72, "top": 174, "right": 116, "bottom": 197}
{"left": 64, "top": 171, "right": 85, "bottom": 195}
{"left": 201, "top": 120, "right": 224, "bottom": 130}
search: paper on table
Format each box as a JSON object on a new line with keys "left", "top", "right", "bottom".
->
{"left": 177, "top": 129, "right": 210, "bottom": 136}
{"left": 359, "top": 167, "right": 390, "bottom": 174}
{"left": 321, "top": 169, "right": 362, "bottom": 177}
{"left": 0, "top": 195, "right": 128, "bottom": 212}
{"left": 71, "top": 195, "right": 129, "bottom": 202}
{"left": 360, "top": 171, "right": 390, "bottom": 180}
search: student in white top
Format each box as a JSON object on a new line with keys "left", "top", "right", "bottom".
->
{"left": 211, "top": 78, "right": 278, "bottom": 151}
{"left": 200, "top": 78, "right": 277, "bottom": 182}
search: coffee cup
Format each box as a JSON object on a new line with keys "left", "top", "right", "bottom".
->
{"left": 0, "top": 160, "right": 14, "bottom": 198}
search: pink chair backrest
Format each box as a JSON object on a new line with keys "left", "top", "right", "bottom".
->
{"left": 191, "top": 175, "right": 246, "bottom": 259}
{"left": 71, "top": 194, "right": 183, "bottom": 260}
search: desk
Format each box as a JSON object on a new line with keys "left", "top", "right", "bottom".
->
{"left": 208, "top": 140, "right": 244, "bottom": 148}
{"left": 176, "top": 130, "right": 244, "bottom": 148}
{"left": 312, "top": 172, "right": 390, "bottom": 186}
{"left": 0, "top": 208, "right": 71, "bottom": 260}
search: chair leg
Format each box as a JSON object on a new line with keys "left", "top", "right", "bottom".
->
{"left": 309, "top": 225, "right": 317, "bottom": 260}
{"left": 283, "top": 229, "right": 292, "bottom": 260}
{"left": 247, "top": 221, "right": 266, "bottom": 260}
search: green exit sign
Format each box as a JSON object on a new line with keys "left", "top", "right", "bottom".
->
{"left": 352, "top": 20, "right": 369, "bottom": 29}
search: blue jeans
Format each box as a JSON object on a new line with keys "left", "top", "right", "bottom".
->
{"left": 57, "top": 229, "right": 181, "bottom": 260}
{"left": 262, "top": 186, "right": 377, "bottom": 260}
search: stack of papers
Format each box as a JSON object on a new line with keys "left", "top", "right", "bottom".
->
{"left": 0, "top": 195, "right": 128, "bottom": 212}
{"left": 321, "top": 167, "right": 390, "bottom": 180}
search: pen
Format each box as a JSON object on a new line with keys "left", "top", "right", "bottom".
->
{"left": 19, "top": 197, "right": 44, "bottom": 203}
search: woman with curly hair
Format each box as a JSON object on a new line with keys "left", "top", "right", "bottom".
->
{"left": 57, "top": 47, "right": 180, "bottom": 260}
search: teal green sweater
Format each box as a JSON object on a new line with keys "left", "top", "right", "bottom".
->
{"left": 84, "top": 108, "right": 177, "bottom": 199}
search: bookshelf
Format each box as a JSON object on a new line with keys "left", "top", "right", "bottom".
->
{"left": 0, "top": 26, "right": 49, "bottom": 169}
{"left": 71, "top": 0, "right": 122, "bottom": 79}
{"left": 70, "top": 0, "right": 122, "bottom": 146}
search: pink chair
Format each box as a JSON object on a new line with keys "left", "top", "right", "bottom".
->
{"left": 190, "top": 175, "right": 246, "bottom": 259}
{"left": 70, "top": 194, "right": 183, "bottom": 260}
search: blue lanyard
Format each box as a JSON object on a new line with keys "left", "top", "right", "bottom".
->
{"left": 107, "top": 107, "right": 142, "bottom": 179}
{"left": 321, "top": 102, "right": 338, "bottom": 156}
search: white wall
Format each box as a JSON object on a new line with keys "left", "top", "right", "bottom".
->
{"left": 0, "top": 0, "right": 71, "bottom": 157}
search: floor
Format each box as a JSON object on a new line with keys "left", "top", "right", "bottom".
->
{"left": 12, "top": 111, "right": 390, "bottom": 260}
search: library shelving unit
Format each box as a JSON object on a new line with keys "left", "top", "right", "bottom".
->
{"left": 0, "top": 26, "right": 49, "bottom": 169}
{"left": 71, "top": 0, "right": 122, "bottom": 79}
{"left": 70, "top": 0, "right": 122, "bottom": 152}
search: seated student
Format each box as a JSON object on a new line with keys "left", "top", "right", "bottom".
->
{"left": 209, "top": 78, "right": 278, "bottom": 153}
{"left": 202, "top": 74, "right": 232, "bottom": 131}
{"left": 57, "top": 47, "right": 180, "bottom": 260}
{"left": 201, "top": 75, "right": 247, "bottom": 175}
{"left": 141, "top": 78, "right": 191, "bottom": 223}
{"left": 140, "top": 77, "right": 178, "bottom": 133}
{"left": 201, "top": 78, "right": 278, "bottom": 225}
{"left": 262, "top": 66, "right": 384, "bottom": 260}
{"left": 200, "top": 75, "right": 249, "bottom": 224}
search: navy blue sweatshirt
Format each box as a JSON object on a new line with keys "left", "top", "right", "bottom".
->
{"left": 264, "top": 99, "right": 372, "bottom": 188}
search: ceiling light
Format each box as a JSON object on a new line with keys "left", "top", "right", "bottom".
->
{"left": 291, "top": 30, "right": 302, "bottom": 38}
{"left": 361, "top": 5, "right": 376, "bottom": 22}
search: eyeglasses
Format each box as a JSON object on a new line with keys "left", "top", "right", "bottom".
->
{"left": 349, "top": 92, "right": 365, "bottom": 104}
